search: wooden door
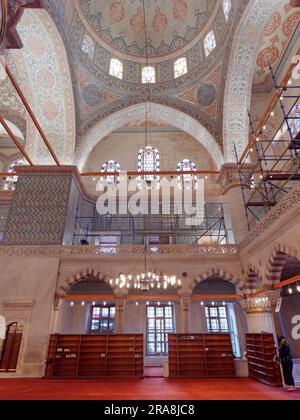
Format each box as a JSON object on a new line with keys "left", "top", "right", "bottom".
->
{"left": 0, "top": 323, "right": 23, "bottom": 372}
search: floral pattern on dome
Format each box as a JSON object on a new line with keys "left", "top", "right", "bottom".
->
{"left": 77, "top": 0, "right": 218, "bottom": 58}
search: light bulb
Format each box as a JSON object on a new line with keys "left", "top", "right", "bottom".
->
{"left": 103, "top": 301, "right": 107, "bottom": 306}
{"left": 178, "top": 279, "right": 182, "bottom": 286}
{"left": 128, "top": 274, "right": 132, "bottom": 281}
{"left": 288, "top": 288, "right": 293, "bottom": 295}
{"left": 81, "top": 301, "right": 85, "bottom": 306}
{"left": 70, "top": 301, "right": 74, "bottom": 307}
{"left": 92, "top": 301, "right": 96, "bottom": 306}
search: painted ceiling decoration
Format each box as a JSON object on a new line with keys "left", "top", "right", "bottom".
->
{"left": 253, "top": 1, "right": 300, "bottom": 91}
{"left": 77, "top": 0, "right": 217, "bottom": 59}
{"left": 0, "top": 0, "right": 43, "bottom": 49}
{"left": 42, "top": 0, "right": 248, "bottom": 152}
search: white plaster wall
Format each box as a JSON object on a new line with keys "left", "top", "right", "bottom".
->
{"left": 82, "top": 131, "right": 222, "bottom": 196}
{"left": 0, "top": 256, "right": 59, "bottom": 377}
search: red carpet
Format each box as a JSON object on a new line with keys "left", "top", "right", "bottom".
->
{"left": 0, "top": 378, "right": 299, "bottom": 400}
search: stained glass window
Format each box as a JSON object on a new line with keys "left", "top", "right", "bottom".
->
{"left": 89, "top": 305, "right": 115, "bottom": 333}
{"left": 223, "top": 0, "right": 232, "bottom": 22}
{"left": 142, "top": 66, "right": 156, "bottom": 84}
{"left": 4, "top": 159, "right": 24, "bottom": 191}
{"left": 177, "top": 159, "right": 198, "bottom": 189}
{"left": 174, "top": 57, "right": 188, "bottom": 78}
{"left": 100, "top": 160, "right": 121, "bottom": 186}
{"left": 81, "top": 34, "right": 95, "bottom": 59}
{"left": 109, "top": 58, "right": 123, "bottom": 80}
{"left": 138, "top": 146, "right": 160, "bottom": 188}
{"left": 147, "top": 304, "right": 175, "bottom": 355}
{"left": 204, "top": 31, "right": 217, "bottom": 57}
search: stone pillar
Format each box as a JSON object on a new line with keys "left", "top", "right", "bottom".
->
{"left": 115, "top": 297, "right": 126, "bottom": 334}
{"left": 240, "top": 297, "right": 277, "bottom": 341}
{"left": 3, "top": 166, "right": 85, "bottom": 245}
{"left": 179, "top": 293, "right": 192, "bottom": 334}
{"left": 218, "top": 164, "right": 252, "bottom": 244}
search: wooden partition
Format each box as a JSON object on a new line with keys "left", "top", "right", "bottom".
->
{"left": 168, "top": 334, "right": 236, "bottom": 378}
{"left": 45, "top": 334, "right": 144, "bottom": 378}
{"left": 245, "top": 333, "right": 282, "bottom": 386}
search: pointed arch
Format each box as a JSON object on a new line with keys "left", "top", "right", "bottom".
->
{"left": 193, "top": 267, "right": 245, "bottom": 295}
{"left": 223, "top": 0, "right": 286, "bottom": 161}
{"left": 55, "top": 268, "right": 109, "bottom": 307}
{"left": 266, "top": 244, "right": 299, "bottom": 287}
{"left": 75, "top": 103, "right": 224, "bottom": 171}
{"left": 9, "top": 9, "right": 76, "bottom": 164}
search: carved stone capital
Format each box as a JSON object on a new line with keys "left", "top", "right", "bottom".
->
{"left": 264, "top": 289, "right": 282, "bottom": 306}
{"left": 179, "top": 292, "right": 192, "bottom": 310}
{"left": 115, "top": 297, "right": 126, "bottom": 311}
{"left": 218, "top": 163, "right": 253, "bottom": 193}
{"left": 239, "top": 297, "right": 272, "bottom": 314}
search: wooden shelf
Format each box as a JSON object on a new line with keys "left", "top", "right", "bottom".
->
{"left": 168, "top": 334, "right": 236, "bottom": 378}
{"left": 245, "top": 333, "right": 282, "bottom": 387}
{"left": 45, "top": 334, "right": 144, "bottom": 378}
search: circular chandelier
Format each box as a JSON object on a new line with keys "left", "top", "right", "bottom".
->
{"left": 109, "top": 272, "right": 182, "bottom": 291}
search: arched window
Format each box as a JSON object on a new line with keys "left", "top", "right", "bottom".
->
{"left": 223, "top": 0, "right": 232, "bottom": 22}
{"left": 109, "top": 58, "right": 123, "bottom": 80}
{"left": 100, "top": 160, "right": 121, "bottom": 185}
{"left": 82, "top": 33, "right": 95, "bottom": 59}
{"left": 174, "top": 57, "right": 188, "bottom": 78}
{"left": 142, "top": 66, "right": 156, "bottom": 84}
{"left": 4, "top": 159, "right": 24, "bottom": 191}
{"left": 204, "top": 31, "right": 216, "bottom": 57}
{"left": 138, "top": 146, "right": 160, "bottom": 188}
{"left": 177, "top": 159, "right": 198, "bottom": 189}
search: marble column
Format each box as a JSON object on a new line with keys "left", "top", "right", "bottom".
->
{"left": 240, "top": 297, "right": 277, "bottom": 341}
{"left": 218, "top": 164, "right": 252, "bottom": 244}
{"left": 265, "top": 289, "right": 283, "bottom": 341}
{"left": 179, "top": 293, "right": 192, "bottom": 334}
{"left": 115, "top": 297, "right": 126, "bottom": 334}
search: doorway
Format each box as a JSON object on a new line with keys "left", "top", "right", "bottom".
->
{"left": 0, "top": 323, "right": 24, "bottom": 372}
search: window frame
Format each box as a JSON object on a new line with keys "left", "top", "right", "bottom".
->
{"left": 146, "top": 304, "right": 175, "bottom": 356}
{"left": 204, "top": 30, "right": 217, "bottom": 57}
{"left": 100, "top": 160, "right": 121, "bottom": 185}
{"left": 88, "top": 304, "right": 116, "bottom": 334}
{"left": 138, "top": 145, "right": 160, "bottom": 189}
{"left": 109, "top": 58, "right": 124, "bottom": 80}
{"left": 205, "top": 305, "right": 229, "bottom": 333}
{"left": 174, "top": 57, "right": 188, "bottom": 79}
{"left": 142, "top": 66, "right": 156, "bottom": 84}
{"left": 177, "top": 159, "right": 198, "bottom": 189}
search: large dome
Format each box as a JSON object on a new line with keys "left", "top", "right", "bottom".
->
{"left": 76, "top": 0, "right": 218, "bottom": 59}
